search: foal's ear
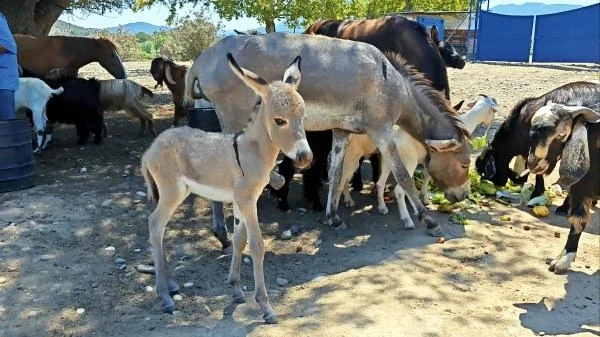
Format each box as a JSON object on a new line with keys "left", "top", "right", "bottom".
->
{"left": 283, "top": 55, "right": 302, "bottom": 90}
{"left": 430, "top": 25, "right": 440, "bottom": 44}
{"left": 227, "top": 53, "right": 270, "bottom": 97}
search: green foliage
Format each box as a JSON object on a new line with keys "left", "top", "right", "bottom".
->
{"left": 135, "top": 32, "right": 152, "bottom": 42}
{"left": 95, "top": 28, "right": 140, "bottom": 61}
{"left": 165, "top": 11, "right": 221, "bottom": 61}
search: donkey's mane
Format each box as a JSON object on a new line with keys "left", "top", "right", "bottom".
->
{"left": 383, "top": 51, "right": 470, "bottom": 140}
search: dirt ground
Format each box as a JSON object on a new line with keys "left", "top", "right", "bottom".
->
{"left": 1, "top": 60, "right": 599, "bottom": 337}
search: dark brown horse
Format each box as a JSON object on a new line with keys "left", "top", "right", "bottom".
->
{"left": 14, "top": 34, "right": 127, "bottom": 80}
{"left": 304, "top": 15, "right": 465, "bottom": 97}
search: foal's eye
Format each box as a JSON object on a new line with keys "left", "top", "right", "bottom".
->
{"left": 274, "top": 118, "right": 287, "bottom": 127}
{"left": 461, "top": 164, "right": 470, "bottom": 169}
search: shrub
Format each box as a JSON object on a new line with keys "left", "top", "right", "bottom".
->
{"left": 166, "top": 11, "right": 221, "bottom": 61}
{"left": 95, "top": 28, "right": 139, "bottom": 61}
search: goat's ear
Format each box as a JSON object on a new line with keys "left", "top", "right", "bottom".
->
{"left": 425, "top": 138, "right": 461, "bottom": 152}
{"left": 430, "top": 25, "right": 440, "bottom": 44}
{"left": 556, "top": 120, "right": 590, "bottom": 188}
{"left": 562, "top": 105, "right": 600, "bottom": 123}
{"left": 283, "top": 55, "right": 302, "bottom": 90}
{"left": 452, "top": 100, "right": 464, "bottom": 111}
{"left": 164, "top": 63, "right": 176, "bottom": 85}
{"left": 227, "top": 53, "right": 270, "bottom": 97}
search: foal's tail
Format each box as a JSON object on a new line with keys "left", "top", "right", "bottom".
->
{"left": 141, "top": 159, "right": 159, "bottom": 203}
{"left": 51, "top": 86, "right": 64, "bottom": 96}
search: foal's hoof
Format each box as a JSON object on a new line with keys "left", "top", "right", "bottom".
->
{"left": 423, "top": 216, "right": 443, "bottom": 237}
{"left": 263, "top": 313, "right": 278, "bottom": 324}
{"left": 232, "top": 288, "right": 246, "bottom": 303}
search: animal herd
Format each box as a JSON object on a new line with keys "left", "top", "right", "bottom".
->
{"left": 9, "top": 14, "right": 599, "bottom": 325}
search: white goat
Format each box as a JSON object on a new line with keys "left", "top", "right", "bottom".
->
{"left": 341, "top": 94, "right": 500, "bottom": 229}
{"left": 14, "top": 77, "right": 64, "bottom": 152}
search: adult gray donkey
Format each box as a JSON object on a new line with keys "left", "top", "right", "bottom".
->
{"left": 186, "top": 33, "right": 472, "bottom": 242}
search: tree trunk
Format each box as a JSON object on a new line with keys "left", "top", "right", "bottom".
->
{"left": 265, "top": 18, "right": 276, "bottom": 33}
{"left": 0, "top": 0, "right": 70, "bottom": 36}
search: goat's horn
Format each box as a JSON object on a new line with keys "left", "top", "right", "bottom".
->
{"left": 478, "top": 93, "right": 489, "bottom": 98}
{"left": 518, "top": 169, "right": 530, "bottom": 178}
{"left": 165, "top": 64, "right": 176, "bottom": 85}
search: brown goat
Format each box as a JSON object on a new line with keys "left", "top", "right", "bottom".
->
{"left": 150, "top": 57, "right": 189, "bottom": 126}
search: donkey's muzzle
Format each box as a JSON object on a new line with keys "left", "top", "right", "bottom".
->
{"left": 294, "top": 151, "right": 313, "bottom": 170}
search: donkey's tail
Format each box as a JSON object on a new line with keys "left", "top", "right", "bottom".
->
{"left": 141, "top": 159, "right": 159, "bottom": 203}
{"left": 183, "top": 64, "right": 206, "bottom": 108}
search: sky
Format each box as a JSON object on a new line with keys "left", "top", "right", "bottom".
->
{"left": 58, "top": 0, "right": 599, "bottom": 30}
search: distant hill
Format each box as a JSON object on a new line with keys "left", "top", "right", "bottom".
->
{"left": 50, "top": 20, "right": 170, "bottom": 37}
{"left": 220, "top": 22, "right": 302, "bottom": 36}
{"left": 50, "top": 20, "right": 98, "bottom": 37}
{"left": 106, "top": 22, "right": 170, "bottom": 35}
{"left": 489, "top": 2, "right": 584, "bottom": 15}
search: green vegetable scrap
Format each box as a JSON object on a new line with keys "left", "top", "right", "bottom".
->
{"left": 449, "top": 212, "right": 469, "bottom": 225}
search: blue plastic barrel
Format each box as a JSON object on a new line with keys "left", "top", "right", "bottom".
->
{"left": 0, "top": 118, "right": 35, "bottom": 193}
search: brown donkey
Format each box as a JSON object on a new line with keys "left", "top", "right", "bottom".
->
{"left": 141, "top": 53, "right": 312, "bottom": 323}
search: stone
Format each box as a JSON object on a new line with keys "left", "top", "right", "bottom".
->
{"left": 21, "top": 247, "right": 31, "bottom": 252}
{"left": 0, "top": 276, "right": 7, "bottom": 284}
{"left": 183, "top": 282, "right": 194, "bottom": 288}
{"left": 276, "top": 277, "right": 288, "bottom": 286}
{"left": 136, "top": 191, "right": 147, "bottom": 198}
{"left": 243, "top": 257, "right": 250, "bottom": 264}
{"left": 105, "top": 246, "right": 116, "bottom": 252}
{"left": 242, "top": 285, "right": 248, "bottom": 291}
{"left": 134, "top": 248, "right": 141, "bottom": 253}
{"left": 173, "top": 294, "right": 183, "bottom": 301}
{"left": 315, "top": 239, "right": 322, "bottom": 246}
{"left": 76, "top": 308, "right": 85, "bottom": 314}
{"left": 280, "top": 230, "right": 292, "bottom": 240}
{"left": 145, "top": 286, "right": 153, "bottom": 292}
{"left": 91, "top": 282, "right": 99, "bottom": 288}
{"left": 80, "top": 167, "right": 87, "bottom": 174}
{"left": 115, "top": 257, "right": 126, "bottom": 264}
{"left": 119, "top": 264, "right": 127, "bottom": 271}
{"left": 40, "top": 255, "right": 51, "bottom": 261}
{"left": 136, "top": 264, "right": 155, "bottom": 274}
{"left": 290, "top": 224, "right": 300, "bottom": 234}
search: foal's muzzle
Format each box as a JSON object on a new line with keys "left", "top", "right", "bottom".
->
{"left": 294, "top": 150, "right": 313, "bottom": 169}
{"left": 444, "top": 182, "right": 470, "bottom": 203}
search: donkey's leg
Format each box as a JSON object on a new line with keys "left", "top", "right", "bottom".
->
{"left": 420, "top": 170, "right": 431, "bottom": 206}
{"left": 148, "top": 182, "right": 188, "bottom": 313}
{"left": 211, "top": 201, "right": 230, "bottom": 249}
{"left": 271, "top": 156, "right": 295, "bottom": 211}
{"left": 351, "top": 157, "right": 365, "bottom": 191}
{"left": 340, "top": 144, "right": 363, "bottom": 208}
{"left": 325, "top": 129, "right": 352, "bottom": 228}
{"left": 228, "top": 204, "right": 247, "bottom": 303}
{"left": 237, "top": 198, "right": 277, "bottom": 324}
{"left": 393, "top": 185, "right": 416, "bottom": 230}
{"left": 371, "top": 128, "right": 442, "bottom": 237}
{"left": 376, "top": 160, "right": 392, "bottom": 215}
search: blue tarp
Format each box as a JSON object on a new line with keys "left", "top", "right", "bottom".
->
{"left": 475, "top": 11, "right": 534, "bottom": 62}
{"left": 533, "top": 4, "right": 600, "bottom": 63}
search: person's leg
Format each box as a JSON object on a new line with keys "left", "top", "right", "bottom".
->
{"left": 0, "top": 89, "right": 16, "bottom": 121}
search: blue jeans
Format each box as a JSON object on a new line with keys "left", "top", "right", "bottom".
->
{"left": 0, "top": 89, "right": 15, "bottom": 121}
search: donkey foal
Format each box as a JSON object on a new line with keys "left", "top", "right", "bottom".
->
{"left": 141, "top": 53, "right": 311, "bottom": 324}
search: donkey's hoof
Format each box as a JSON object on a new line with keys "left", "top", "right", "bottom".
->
{"left": 213, "top": 230, "right": 231, "bottom": 250}
{"left": 164, "top": 304, "right": 175, "bottom": 314}
{"left": 377, "top": 206, "right": 389, "bottom": 215}
{"left": 344, "top": 199, "right": 356, "bottom": 208}
{"left": 427, "top": 226, "right": 443, "bottom": 237}
{"left": 263, "top": 313, "right": 278, "bottom": 324}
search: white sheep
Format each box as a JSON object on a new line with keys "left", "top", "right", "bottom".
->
{"left": 340, "top": 94, "right": 500, "bottom": 229}
{"left": 15, "top": 77, "right": 64, "bottom": 152}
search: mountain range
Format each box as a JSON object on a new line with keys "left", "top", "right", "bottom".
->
{"left": 50, "top": 2, "right": 589, "bottom": 37}
{"left": 489, "top": 2, "right": 583, "bottom": 15}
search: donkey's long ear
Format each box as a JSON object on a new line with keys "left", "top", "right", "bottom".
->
{"left": 562, "top": 105, "right": 600, "bottom": 123}
{"left": 556, "top": 120, "right": 590, "bottom": 188}
{"left": 227, "top": 53, "right": 270, "bottom": 97}
{"left": 430, "top": 25, "right": 440, "bottom": 44}
{"left": 425, "top": 138, "right": 461, "bottom": 152}
{"left": 283, "top": 55, "right": 302, "bottom": 90}
{"left": 453, "top": 100, "right": 464, "bottom": 111}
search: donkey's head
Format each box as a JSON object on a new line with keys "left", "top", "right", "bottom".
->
{"left": 425, "top": 134, "right": 471, "bottom": 203}
{"left": 430, "top": 26, "right": 465, "bottom": 70}
{"left": 528, "top": 101, "right": 600, "bottom": 175}
{"left": 95, "top": 38, "right": 127, "bottom": 79}
{"left": 226, "top": 53, "right": 313, "bottom": 169}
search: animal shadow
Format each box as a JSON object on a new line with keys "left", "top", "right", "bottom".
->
{"left": 514, "top": 270, "right": 600, "bottom": 336}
